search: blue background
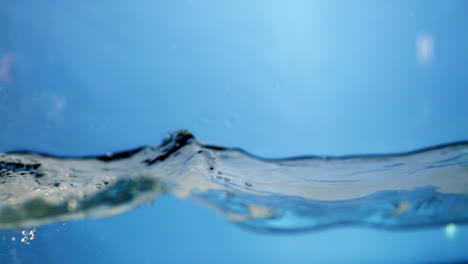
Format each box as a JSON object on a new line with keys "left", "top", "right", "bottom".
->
{"left": 1, "top": 1, "right": 468, "bottom": 263}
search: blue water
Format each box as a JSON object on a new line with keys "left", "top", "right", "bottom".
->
{"left": 1, "top": 132, "right": 467, "bottom": 231}
{"left": 1, "top": 1, "right": 468, "bottom": 263}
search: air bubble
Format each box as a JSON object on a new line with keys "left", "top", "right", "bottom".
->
{"left": 20, "top": 229, "right": 35, "bottom": 245}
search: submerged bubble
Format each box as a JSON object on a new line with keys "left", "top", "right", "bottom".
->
{"left": 20, "top": 229, "right": 35, "bottom": 245}
{"left": 0, "top": 130, "right": 468, "bottom": 232}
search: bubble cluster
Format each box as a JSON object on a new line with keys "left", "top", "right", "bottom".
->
{"left": 21, "top": 229, "right": 36, "bottom": 245}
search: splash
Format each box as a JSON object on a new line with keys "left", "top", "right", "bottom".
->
{"left": 1, "top": 130, "right": 468, "bottom": 232}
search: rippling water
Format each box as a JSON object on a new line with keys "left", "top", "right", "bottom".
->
{"left": 1, "top": 130, "right": 467, "bottom": 232}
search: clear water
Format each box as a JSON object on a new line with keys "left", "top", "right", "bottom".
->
{"left": 1, "top": 1, "right": 468, "bottom": 263}
{"left": 1, "top": 130, "right": 468, "bottom": 233}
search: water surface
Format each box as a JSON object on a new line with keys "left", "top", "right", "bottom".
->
{"left": 1, "top": 130, "right": 467, "bottom": 232}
